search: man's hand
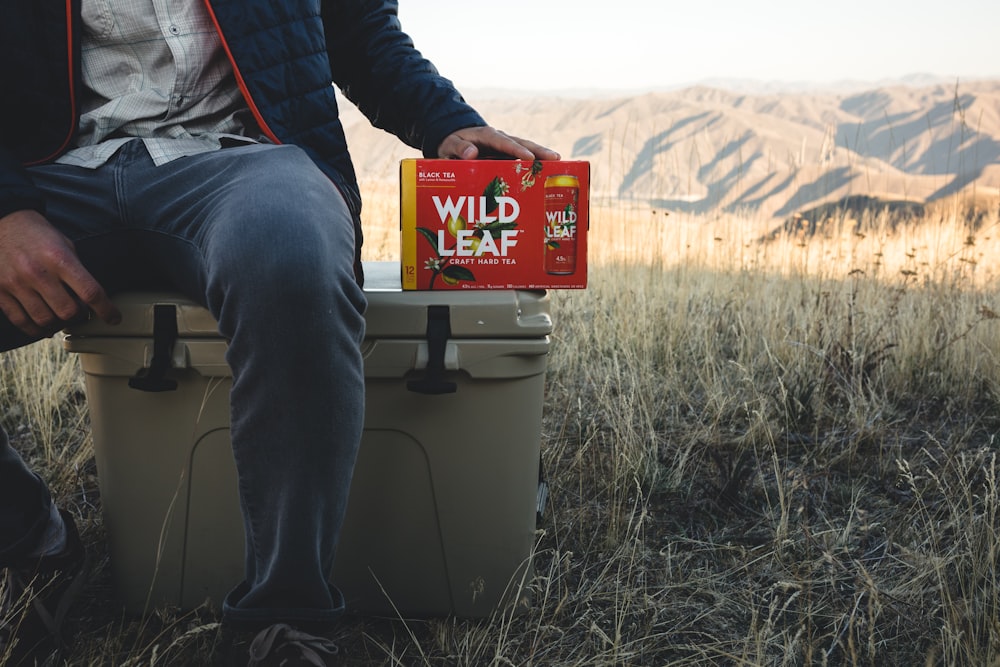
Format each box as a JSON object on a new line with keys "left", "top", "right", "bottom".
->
{"left": 0, "top": 210, "right": 120, "bottom": 338}
{"left": 437, "top": 126, "right": 561, "bottom": 161}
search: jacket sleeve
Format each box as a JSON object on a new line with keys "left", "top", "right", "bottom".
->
{"left": 0, "top": 148, "right": 45, "bottom": 220}
{"left": 322, "top": 0, "right": 486, "bottom": 158}
{"left": 0, "top": 0, "right": 79, "bottom": 220}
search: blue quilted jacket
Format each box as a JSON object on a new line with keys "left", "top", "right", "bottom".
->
{"left": 0, "top": 0, "right": 487, "bottom": 279}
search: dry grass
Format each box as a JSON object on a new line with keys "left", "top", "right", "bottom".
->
{"left": 4, "top": 189, "right": 1000, "bottom": 665}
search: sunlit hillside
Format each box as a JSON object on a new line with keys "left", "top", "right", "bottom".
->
{"left": 340, "top": 80, "right": 1000, "bottom": 222}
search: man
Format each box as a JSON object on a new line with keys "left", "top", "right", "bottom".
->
{"left": 0, "top": 0, "right": 559, "bottom": 664}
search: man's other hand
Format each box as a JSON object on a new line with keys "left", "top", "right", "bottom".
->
{"left": 0, "top": 210, "right": 121, "bottom": 338}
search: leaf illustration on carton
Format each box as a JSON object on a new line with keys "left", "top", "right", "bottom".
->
{"left": 441, "top": 265, "right": 475, "bottom": 286}
{"left": 482, "top": 176, "right": 509, "bottom": 215}
{"left": 417, "top": 226, "right": 477, "bottom": 289}
{"left": 475, "top": 176, "right": 518, "bottom": 238}
{"left": 416, "top": 227, "right": 439, "bottom": 248}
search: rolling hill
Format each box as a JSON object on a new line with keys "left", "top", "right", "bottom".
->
{"left": 339, "top": 79, "right": 1000, "bottom": 220}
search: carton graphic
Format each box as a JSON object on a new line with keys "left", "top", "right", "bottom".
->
{"left": 400, "top": 159, "right": 589, "bottom": 290}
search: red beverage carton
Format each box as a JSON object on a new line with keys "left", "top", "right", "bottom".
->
{"left": 400, "top": 159, "right": 589, "bottom": 290}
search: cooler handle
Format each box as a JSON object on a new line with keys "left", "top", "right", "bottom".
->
{"left": 128, "top": 304, "right": 179, "bottom": 392}
{"left": 406, "top": 305, "right": 457, "bottom": 395}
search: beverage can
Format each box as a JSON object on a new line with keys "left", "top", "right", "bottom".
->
{"left": 543, "top": 174, "right": 580, "bottom": 275}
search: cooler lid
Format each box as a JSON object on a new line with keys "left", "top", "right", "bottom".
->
{"left": 64, "top": 262, "right": 552, "bottom": 339}
{"left": 64, "top": 292, "right": 219, "bottom": 337}
{"left": 363, "top": 262, "right": 552, "bottom": 339}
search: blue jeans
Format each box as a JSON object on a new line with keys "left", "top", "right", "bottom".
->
{"left": 0, "top": 140, "right": 367, "bottom": 630}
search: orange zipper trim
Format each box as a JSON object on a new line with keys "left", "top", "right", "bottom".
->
{"left": 201, "top": 0, "right": 282, "bottom": 145}
{"left": 24, "top": 0, "right": 80, "bottom": 166}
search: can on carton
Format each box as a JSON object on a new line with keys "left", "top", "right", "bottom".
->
{"left": 543, "top": 174, "right": 580, "bottom": 275}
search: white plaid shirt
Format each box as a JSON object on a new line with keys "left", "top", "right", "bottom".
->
{"left": 57, "top": 0, "right": 256, "bottom": 168}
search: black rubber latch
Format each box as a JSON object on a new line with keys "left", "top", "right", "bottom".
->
{"left": 406, "top": 305, "right": 457, "bottom": 395}
{"left": 128, "top": 304, "right": 179, "bottom": 392}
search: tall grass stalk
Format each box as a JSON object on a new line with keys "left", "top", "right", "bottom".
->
{"left": 1, "top": 342, "right": 90, "bottom": 487}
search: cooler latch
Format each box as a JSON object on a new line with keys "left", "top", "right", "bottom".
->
{"left": 128, "top": 304, "right": 179, "bottom": 392}
{"left": 407, "top": 305, "right": 457, "bottom": 395}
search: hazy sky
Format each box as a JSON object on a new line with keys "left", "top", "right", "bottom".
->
{"left": 397, "top": 1, "right": 999, "bottom": 93}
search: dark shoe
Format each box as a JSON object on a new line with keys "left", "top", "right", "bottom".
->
{"left": 242, "top": 623, "right": 339, "bottom": 667}
{"left": 0, "top": 509, "right": 90, "bottom": 665}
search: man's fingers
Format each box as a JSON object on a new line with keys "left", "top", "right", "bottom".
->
{"left": 0, "top": 292, "right": 52, "bottom": 339}
{"left": 2, "top": 245, "right": 120, "bottom": 332}
{"left": 3, "top": 275, "right": 117, "bottom": 337}
{"left": 35, "top": 275, "right": 88, "bottom": 323}
{"left": 44, "top": 233, "right": 121, "bottom": 325}
{"left": 437, "top": 127, "right": 561, "bottom": 161}
{"left": 473, "top": 130, "right": 535, "bottom": 160}
{"left": 437, "top": 133, "right": 480, "bottom": 160}
{"left": 504, "top": 135, "right": 561, "bottom": 161}
{"left": 0, "top": 209, "right": 120, "bottom": 335}
{"left": 60, "top": 262, "right": 121, "bottom": 326}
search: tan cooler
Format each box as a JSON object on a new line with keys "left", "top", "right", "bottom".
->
{"left": 62, "top": 261, "right": 551, "bottom": 618}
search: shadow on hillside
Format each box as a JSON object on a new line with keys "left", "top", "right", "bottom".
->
{"left": 762, "top": 194, "right": 927, "bottom": 239}
{"left": 571, "top": 133, "right": 603, "bottom": 158}
{"left": 772, "top": 168, "right": 855, "bottom": 218}
{"left": 927, "top": 154, "right": 998, "bottom": 201}
{"left": 636, "top": 131, "right": 762, "bottom": 215}
{"left": 838, "top": 91, "right": 1000, "bottom": 180}
{"left": 728, "top": 172, "right": 793, "bottom": 212}
{"left": 617, "top": 112, "right": 713, "bottom": 198}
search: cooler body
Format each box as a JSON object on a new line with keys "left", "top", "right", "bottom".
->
{"left": 63, "top": 262, "right": 551, "bottom": 618}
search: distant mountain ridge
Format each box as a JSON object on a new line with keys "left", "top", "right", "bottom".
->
{"left": 340, "top": 79, "right": 1000, "bottom": 220}
{"left": 458, "top": 73, "right": 978, "bottom": 98}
